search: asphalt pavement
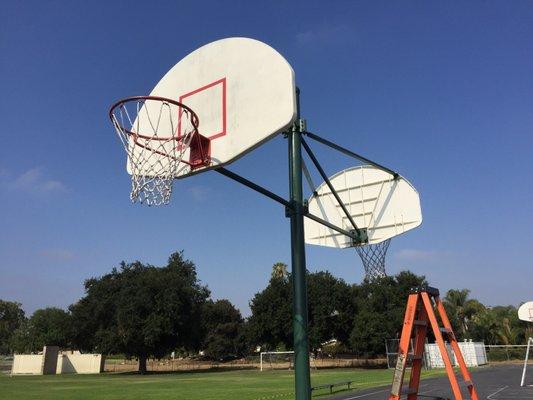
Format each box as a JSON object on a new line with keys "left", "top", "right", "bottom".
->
{"left": 329, "top": 364, "right": 533, "bottom": 400}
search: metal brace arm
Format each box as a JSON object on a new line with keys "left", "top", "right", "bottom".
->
{"left": 304, "top": 131, "right": 399, "bottom": 179}
{"left": 215, "top": 167, "right": 362, "bottom": 243}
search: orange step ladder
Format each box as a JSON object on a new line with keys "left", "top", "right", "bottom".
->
{"left": 389, "top": 286, "right": 479, "bottom": 400}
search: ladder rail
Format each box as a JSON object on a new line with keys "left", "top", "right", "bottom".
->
{"left": 407, "top": 304, "right": 428, "bottom": 400}
{"left": 420, "top": 292, "right": 464, "bottom": 400}
{"left": 390, "top": 293, "right": 419, "bottom": 399}
{"left": 434, "top": 297, "right": 479, "bottom": 400}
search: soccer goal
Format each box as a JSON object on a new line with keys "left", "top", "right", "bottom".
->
{"left": 260, "top": 351, "right": 294, "bottom": 371}
{"left": 259, "top": 351, "right": 318, "bottom": 371}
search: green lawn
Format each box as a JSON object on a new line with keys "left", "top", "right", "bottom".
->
{"left": 0, "top": 368, "right": 445, "bottom": 400}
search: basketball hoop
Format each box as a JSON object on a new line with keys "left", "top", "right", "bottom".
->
{"left": 109, "top": 96, "right": 210, "bottom": 206}
{"left": 355, "top": 239, "right": 391, "bottom": 281}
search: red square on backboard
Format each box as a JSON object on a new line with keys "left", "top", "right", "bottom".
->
{"left": 178, "top": 78, "right": 227, "bottom": 141}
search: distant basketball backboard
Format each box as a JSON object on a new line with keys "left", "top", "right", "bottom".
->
{"left": 304, "top": 165, "right": 422, "bottom": 247}
{"left": 518, "top": 302, "right": 533, "bottom": 322}
{"left": 130, "top": 37, "right": 297, "bottom": 179}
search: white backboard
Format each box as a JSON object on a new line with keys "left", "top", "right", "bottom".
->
{"left": 128, "top": 37, "right": 297, "bottom": 178}
{"left": 518, "top": 302, "right": 533, "bottom": 322}
{"left": 304, "top": 165, "right": 422, "bottom": 247}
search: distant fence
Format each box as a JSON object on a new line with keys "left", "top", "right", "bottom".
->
{"left": 3, "top": 354, "right": 386, "bottom": 375}
{"left": 386, "top": 340, "right": 533, "bottom": 368}
{"left": 485, "top": 345, "right": 531, "bottom": 362}
{"left": 5, "top": 346, "right": 528, "bottom": 375}
{"left": 104, "top": 358, "right": 255, "bottom": 373}
{"left": 0, "top": 357, "right": 13, "bottom": 374}
{"left": 104, "top": 356, "right": 387, "bottom": 373}
{"left": 386, "top": 339, "right": 488, "bottom": 369}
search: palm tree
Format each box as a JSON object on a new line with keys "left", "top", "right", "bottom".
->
{"left": 471, "top": 309, "right": 500, "bottom": 344}
{"left": 443, "top": 289, "right": 484, "bottom": 338}
{"left": 499, "top": 317, "right": 518, "bottom": 345}
{"left": 271, "top": 262, "right": 289, "bottom": 281}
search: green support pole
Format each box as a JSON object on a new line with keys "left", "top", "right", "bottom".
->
{"left": 288, "top": 87, "right": 311, "bottom": 400}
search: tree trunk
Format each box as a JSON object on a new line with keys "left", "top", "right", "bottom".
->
{"left": 139, "top": 356, "right": 147, "bottom": 374}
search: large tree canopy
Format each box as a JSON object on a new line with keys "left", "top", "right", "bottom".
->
{"left": 202, "top": 299, "right": 245, "bottom": 360}
{"left": 307, "top": 271, "right": 354, "bottom": 350}
{"left": 0, "top": 300, "right": 25, "bottom": 354}
{"left": 247, "top": 265, "right": 293, "bottom": 351}
{"left": 7, "top": 256, "right": 528, "bottom": 364}
{"left": 349, "top": 271, "right": 427, "bottom": 356}
{"left": 70, "top": 251, "right": 209, "bottom": 373}
{"left": 247, "top": 264, "right": 356, "bottom": 352}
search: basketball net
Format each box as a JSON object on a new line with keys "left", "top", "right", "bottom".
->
{"left": 110, "top": 97, "right": 200, "bottom": 206}
{"left": 356, "top": 239, "right": 390, "bottom": 280}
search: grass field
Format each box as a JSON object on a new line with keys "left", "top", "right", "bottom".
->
{"left": 0, "top": 368, "right": 447, "bottom": 400}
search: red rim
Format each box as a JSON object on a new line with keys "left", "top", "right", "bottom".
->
{"left": 109, "top": 95, "right": 199, "bottom": 141}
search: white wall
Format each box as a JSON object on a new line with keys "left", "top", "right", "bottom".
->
{"left": 425, "top": 343, "right": 454, "bottom": 368}
{"left": 425, "top": 341, "right": 487, "bottom": 368}
{"left": 473, "top": 342, "right": 488, "bottom": 365}
{"left": 57, "top": 354, "right": 104, "bottom": 374}
{"left": 11, "top": 355, "right": 43, "bottom": 375}
{"left": 12, "top": 351, "right": 104, "bottom": 375}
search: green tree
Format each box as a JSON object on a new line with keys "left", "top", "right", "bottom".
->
{"left": 202, "top": 299, "right": 245, "bottom": 360}
{"left": 70, "top": 251, "right": 209, "bottom": 374}
{"left": 10, "top": 307, "right": 72, "bottom": 353}
{"left": 271, "top": 262, "right": 288, "bottom": 280}
{"left": 443, "top": 289, "right": 468, "bottom": 335}
{"left": 491, "top": 306, "right": 521, "bottom": 345}
{"left": 349, "top": 271, "right": 426, "bottom": 356}
{"left": 248, "top": 264, "right": 356, "bottom": 352}
{"left": 247, "top": 265, "right": 292, "bottom": 351}
{"left": 306, "top": 271, "right": 354, "bottom": 350}
{"left": 443, "top": 289, "right": 485, "bottom": 339}
{"left": 470, "top": 308, "right": 500, "bottom": 344}
{"left": 0, "top": 300, "right": 26, "bottom": 354}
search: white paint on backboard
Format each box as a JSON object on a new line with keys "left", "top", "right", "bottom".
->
{"left": 128, "top": 37, "right": 297, "bottom": 178}
{"left": 304, "top": 165, "right": 422, "bottom": 247}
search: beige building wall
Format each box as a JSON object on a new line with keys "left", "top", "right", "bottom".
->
{"left": 11, "top": 348, "right": 104, "bottom": 375}
{"left": 57, "top": 353, "right": 104, "bottom": 374}
{"left": 11, "top": 355, "right": 43, "bottom": 375}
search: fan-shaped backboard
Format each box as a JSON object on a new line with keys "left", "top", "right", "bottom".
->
{"left": 128, "top": 37, "right": 297, "bottom": 179}
{"left": 304, "top": 165, "right": 422, "bottom": 247}
{"left": 518, "top": 302, "right": 533, "bottom": 322}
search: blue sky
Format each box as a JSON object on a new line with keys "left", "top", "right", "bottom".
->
{"left": 1, "top": 1, "right": 532, "bottom": 316}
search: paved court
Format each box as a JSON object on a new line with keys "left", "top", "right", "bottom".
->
{"left": 330, "top": 364, "right": 533, "bottom": 400}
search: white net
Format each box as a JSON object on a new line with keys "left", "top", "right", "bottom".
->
{"left": 356, "top": 238, "right": 391, "bottom": 280}
{"left": 110, "top": 97, "right": 200, "bottom": 206}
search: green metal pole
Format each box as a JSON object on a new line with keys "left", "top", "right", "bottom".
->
{"left": 288, "top": 88, "right": 311, "bottom": 400}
